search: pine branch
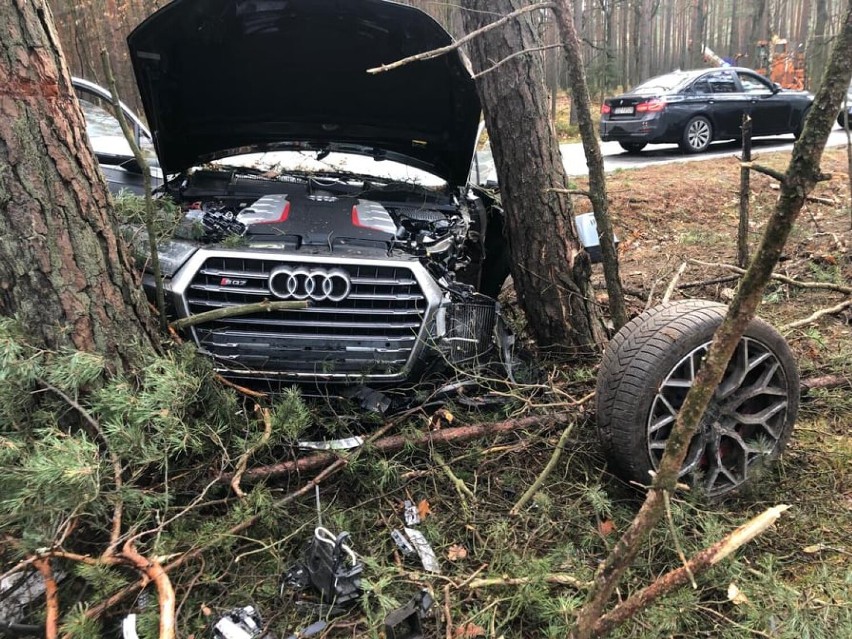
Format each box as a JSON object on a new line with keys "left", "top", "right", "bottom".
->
{"left": 170, "top": 300, "right": 308, "bottom": 330}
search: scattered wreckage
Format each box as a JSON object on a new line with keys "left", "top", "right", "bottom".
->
{"left": 84, "top": 0, "right": 798, "bottom": 497}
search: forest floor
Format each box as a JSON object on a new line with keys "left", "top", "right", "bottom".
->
{"left": 171, "top": 148, "right": 852, "bottom": 639}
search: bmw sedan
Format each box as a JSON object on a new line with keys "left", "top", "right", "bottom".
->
{"left": 600, "top": 67, "right": 813, "bottom": 153}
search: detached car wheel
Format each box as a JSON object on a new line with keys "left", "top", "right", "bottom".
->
{"left": 679, "top": 116, "right": 713, "bottom": 153}
{"left": 596, "top": 301, "right": 799, "bottom": 498}
{"left": 619, "top": 142, "right": 647, "bottom": 154}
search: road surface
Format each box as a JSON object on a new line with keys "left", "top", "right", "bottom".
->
{"left": 559, "top": 127, "right": 850, "bottom": 176}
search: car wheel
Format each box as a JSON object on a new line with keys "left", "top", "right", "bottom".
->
{"left": 679, "top": 116, "right": 713, "bottom": 153}
{"left": 619, "top": 142, "right": 647, "bottom": 154}
{"left": 794, "top": 107, "right": 810, "bottom": 138}
{"left": 838, "top": 112, "right": 852, "bottom": 131}
{"left": 596, "top": 300, "right": 799, "bottom": 498}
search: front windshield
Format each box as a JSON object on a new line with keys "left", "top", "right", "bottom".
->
{"left": 210, "top": 151, "right": 447, "bottom": 188}
{"left": 630, "top": 72, "right": 695, "bottom": 95}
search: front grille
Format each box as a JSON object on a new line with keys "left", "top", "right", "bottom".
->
{"left": 181, "top": 255, "right": 430, "bottom": 379}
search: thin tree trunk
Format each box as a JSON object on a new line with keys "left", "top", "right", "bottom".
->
{"left": 554, "top": 1, "right": 628, "bottom": 331}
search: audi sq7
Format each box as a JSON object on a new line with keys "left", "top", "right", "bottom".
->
{"left": 114, "top": 0, "right": 509, "bottom": 388}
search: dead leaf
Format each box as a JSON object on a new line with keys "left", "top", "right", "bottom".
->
{"left": 417, "top": 499, "right": 432, "bottom": 521}
{"left": 598, "top": 519, "right": 616, "bottom": 536}
{"left": 727, "top": 582, "right": 750, "bottom": 605}
{"left": 447, "top": 544, "right": 468, "bottom": 561}
{"left": 454, "top": 622, "right": 486, "bottom": 638}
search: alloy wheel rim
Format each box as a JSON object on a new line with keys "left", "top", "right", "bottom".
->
{"left": 646, "top": 337, "right": 790, "bottom": 496}
{"left": 687, "top": 121, "right": 710, "bottom": 150}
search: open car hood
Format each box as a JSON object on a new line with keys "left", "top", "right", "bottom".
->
{"left": 128, "top": 0, "right": 481, "bottom": 185}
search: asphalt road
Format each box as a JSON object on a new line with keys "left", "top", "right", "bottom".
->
{"left": 559, "top": 127, "right": 850, "bottom": 177}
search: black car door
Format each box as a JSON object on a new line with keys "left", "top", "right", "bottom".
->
{"left": 736, "top": 70, "right": 793, "bottom": 135}
{"left": 703, "top": 69, "right": 750, "bottom": 138}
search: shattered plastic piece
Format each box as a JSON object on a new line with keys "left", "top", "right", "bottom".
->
{"left": 383, "top": 589, "right": 435, "bottom": 639}
{"left": 344, "top": 385, "right": 392, "bottom": 414}
{"left": 212, "top": 606, "right": 265, "bottom": 639}
{"left": 391, "top": 529, "right": 416, "bottom": 558}
{"left": 298, "top": 437, "right": 364, "bottom": 451}
{"left": 403, "top": 500, "right": 420, "bottom": 526}
{"left": 283, "top": 527, "right": 363, "bottom": 607}
{"left": 121, "top": 614, "right": 140, "bottom": 639}
{"left": 403, "top": 528, "right": 441, "bottom": 574}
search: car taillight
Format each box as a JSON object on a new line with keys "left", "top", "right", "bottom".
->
{"left": 636, "top": 99, "right": 666, "bottom": 113}
{"left": 601, "top": 103, "right": 611, "bottom": 115}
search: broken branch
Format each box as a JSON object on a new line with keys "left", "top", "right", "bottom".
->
{"left": 232, "top": 411, "right": 575, "bottom": 483}
{"left": 33, "top": 558, "right": 59, "bottom": 639}
{"left": 591, "top": 505, "right": 790, "bottom": 637}
{"left": 366, "top": 3, "right": 555, "bottom": 75}
{"left": 509, "top": 422, "right": 574, "bottom": 516}
{"left": 230, "top": 404, "right": 274, "bottom": 498}
{"left": 782, "top": 298, "right": 852, "bottom": 330}
{"left": 121, "top": 541, "right": 176, "bottom": 639}
{"left": 741, "top": 161, "right": 786, "bottom": 182}
{"left": 688, "top": 259, "right": 852, "bottom": 295}
{"left": 466, "top": 573, "right": 589, "bottom": 590}
{"left": 170, "top": 300, "right": 308, "bottom": 330}
{"left": 661, "top": 262, "right": 687, "bottom": 304}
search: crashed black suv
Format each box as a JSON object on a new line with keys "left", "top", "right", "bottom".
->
{"left": 124, "top": 0, "right": 507, "bottom": 386}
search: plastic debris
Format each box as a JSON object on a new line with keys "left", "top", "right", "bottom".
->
{"left": 383, "top": 589, "right": 435, "bottom": 639}
{"left": 403, "top": 528, "right": 441, "bottom": 574}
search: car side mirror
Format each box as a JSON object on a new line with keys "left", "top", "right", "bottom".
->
{"left": 772, "top": 82, "right": 782, "bottom": 94}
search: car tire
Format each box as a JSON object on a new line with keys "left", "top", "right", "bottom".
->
{"left": 619, "top": 142, "right": 647, "bottom": 154}
{"left": 679, "top": 116, "right": 713, "bottom": 153}
{"left": 596, "top": 300, "right": 799, "bottom": 498}
{"left": 837, "top": 112, "right": 852, "bottom": 131}
{"left": 794, "top": 107, "right": 810, "bottom": 139}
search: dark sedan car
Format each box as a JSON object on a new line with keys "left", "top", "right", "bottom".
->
{"left": 600, "top": 67, "right": 813, "bottom": 153}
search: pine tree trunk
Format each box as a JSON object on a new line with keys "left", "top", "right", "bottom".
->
{"left": 0, "top": 0, "right": 158, "bottom": 368}
{"left": 460, "top": 0, "right": 604, "bottom": 353}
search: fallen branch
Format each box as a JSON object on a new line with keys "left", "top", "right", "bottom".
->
{"left": 688, "top": 259, "right": 852, "bottom": 295}
{"left": 366, "top": 3, "right": 555, "bottom": 75}
{"left": 677, "top": 275, "right": 740, "bottom": 289}
{"left": 801, "top": 373, "right": 851, "bottom": 392}
{"left": 591, "top": 505, "right": 791, "bottom": 638}
{"left": 509, "top": 422, "right": 575, "bottom": 516}
{"left": 661, "top": 262, "right": 687, "bottom": 304}
{"left": 231, "top": 411, "right": 575, "bottom": 483}
{"left": 170, "top": 300, "right": 308, "bottom": 330}
{"left": 467, "top": 573, "right": 590, "bottom": 590}
{"left": 472, "top": 44, "right": 564, "bottom": 79}
{"left": 740, "top": 161, "right": 786, "bottom": 182}
{"left": 432, "top": 450, "right": 475, "bottom": 512}
{"left": 230, "top": 405, "right": 274, "bottom": 498}
{"left": 33, "top": 558, "right": 59, "bottom": 639}
{"left": 121, "top": 541, "right": 176, "bottom": 639}
{"left": 782, "top": 298, "right": 852, "bottom": 330}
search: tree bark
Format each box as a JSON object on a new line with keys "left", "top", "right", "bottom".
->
{"left": 461, "top": 0, "right": 604, "bottom": 352}
{"left": 0, "top": 0, "right": 157, "bottom": 366}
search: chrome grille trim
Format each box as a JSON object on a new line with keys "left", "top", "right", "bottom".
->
{"left": 169, "top": 249, "right": 443, "bottom": 381}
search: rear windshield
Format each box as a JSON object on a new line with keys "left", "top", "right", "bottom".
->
{"left": 630, "top": 72, "right": 695, "bottom": 95}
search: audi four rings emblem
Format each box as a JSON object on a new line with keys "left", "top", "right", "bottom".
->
{"left": 268, "top": 266, "right": 352, "bottom": 302}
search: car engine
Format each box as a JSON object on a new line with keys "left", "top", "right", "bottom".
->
{"left": 142, "top": 168, "right": 507, "bottom": 387}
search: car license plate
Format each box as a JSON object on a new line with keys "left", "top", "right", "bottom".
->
{"left": 613, "top": 106, "right": 634, "bottom": 115}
